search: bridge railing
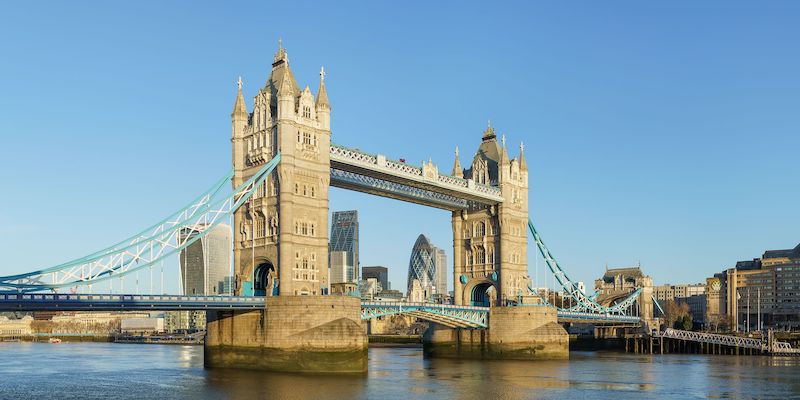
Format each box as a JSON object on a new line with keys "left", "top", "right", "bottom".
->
{"left": 330, "top": 143, "right": 502, "bottom": 199}
{"left": 360, "top": 301, "right": 489, "bottom": 312}
{"left": 0, "top": 293, "right": 266, "bottom": 304}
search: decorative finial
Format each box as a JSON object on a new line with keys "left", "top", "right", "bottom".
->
{"left": 502, "top": 134, "right": 506, "bottom": 147}
{"left": 520, "top": 141, "right": 524, "bottom": 152}
{"left": 320, "top": 66, "right": 326, "bottom": 82}
{"left": 237, "top": 76, "right": 242, "bottom": 91}
{"left": 278, "top": 37, "right": 282, "bottom": 50}
{"left": 455, "top": 146, "right": 459, "bottom": 157}
{"left": 488, "top": 119, "right": 491, "bottom": 128}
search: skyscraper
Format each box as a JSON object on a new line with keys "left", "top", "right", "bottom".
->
{"left": 329, "top": 251, "right": 349, "bottom": 285}
{"left": 362, "top": 266, "right": 389, "bottom": 291}
{"left": 407, "top": 234, "right": 437, "bottom": 299}
{"left": 330, "top": 210, "right": 359, "bottom": 283}
{"left": 179, "top": 223, "right": 232, "bottom": 295}
{"left": 433, "top": 247, "right": 447, "bottom": 297}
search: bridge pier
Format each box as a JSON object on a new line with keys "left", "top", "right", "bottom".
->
{"left": 423, "top": 305, "right": 568, "bottom": 360}
{"left": 204, "top": 296, "right": 367, "bottom": 373}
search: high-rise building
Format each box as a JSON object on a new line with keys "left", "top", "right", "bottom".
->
{"left": 433, "top": 247, "right": 447, "bottom": 297}
{"left": 179, "top": 223, "right": 232, "bottom": 296}
{"left": 330, "top": 251, "right": 349, "bottom": 285}
{"left": 407, "top": 234, "right": 437, "bottom": 300}
{"left": 362, "top": 266, "right": 389, "bottom": 291}
{"left": 330, "top": 210, "right": 359, "bottom": 283}
{"left": 709, "top": 243, "right": 800, "bottom": 331}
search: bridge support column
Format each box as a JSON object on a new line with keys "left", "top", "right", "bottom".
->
{"left": 204, "top": 296, "right": 367, "bottom": 373}
{"left": 423, "top": 305, "right": 568, "bottom": 360}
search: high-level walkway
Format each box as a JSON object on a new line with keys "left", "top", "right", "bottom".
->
{"left": 330, "top": 144, "right": 503, "bottom": 210}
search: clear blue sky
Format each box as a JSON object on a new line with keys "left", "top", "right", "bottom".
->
{"left": 0, "top": 1, "right": 797, "bottom": 294}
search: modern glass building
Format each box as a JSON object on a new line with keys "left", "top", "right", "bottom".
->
{"left": 178, "top": 223, "right": 232, "bottom": 296}
{"left": 362, "top": 266, "right": 389, "bottom": 291}
{"left": 330, "top": 210, "right": 359, "bottom": 283}
{"left": 407, "top": 234, "right": 437, "bottom": 299}
{"left": 433, "top": 247, "right": 447, "bottom": 297}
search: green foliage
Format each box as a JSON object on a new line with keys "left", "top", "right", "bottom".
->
{"left": 673, "top": 315, "right": 693, "bottom": 330}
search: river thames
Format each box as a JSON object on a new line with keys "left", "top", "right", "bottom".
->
{"left": 1, "top": 342, "right": 799, "bottom": 399}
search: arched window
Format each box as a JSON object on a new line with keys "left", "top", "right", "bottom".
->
{"left": 294, "top": 183, "right": 299, "bottom": 194}
{"left": 297, "top": 132, "right": 301, "bottom": 143}
{"left": 478, "top": 222, "right": 486, "bottom": 237}
{"left": 294, "top": 222, "right": 299, "bottom": 234}
{"left": 310, "top": 186, "right": 315, "bottom": 197}
{"left": 477, "top": 248, "right": 485, "bottom": 264}
{"left": 303, "top": 185, "right": 307, "bottom": 196}
{"left": 465, "top": 250, "right": 472, "bottom": 266}
{"left": 302, "top": 258, "right": 308, "bottom": 269}
{"left": 310, "top": 223, "right": 315, "bottom": 236}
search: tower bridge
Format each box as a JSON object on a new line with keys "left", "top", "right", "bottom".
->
{"left": 0, "top": 44, "right": 649, "bottom": 372}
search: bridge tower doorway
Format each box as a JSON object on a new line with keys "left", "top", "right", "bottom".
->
{"left": 471, "top": 282, "right": 497, "bottom": 307}
{"left": 253, "top": 261, "right": 275, "bottom": 296}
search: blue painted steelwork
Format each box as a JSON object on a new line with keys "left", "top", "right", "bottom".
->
{"left": 361, "top": 302, "right": 489, "bottom": 328}
{"left": 527, "top": 218, "right": 642, "bottom": 315}
{"left": 556, "top": 310, "right": 641, "bottom": 324}
{"left": 0, "top": 292, "right": 639, "bottom": 326}
{"left": 652, "top": 295, "right": 665, "bottom": 316}
{"left": 0, "top": 293, "right": 266, "bottom": 311}
{"left": 330, "top": 168, "right": 468, "bottom": 210}
{"left": 0, "top": 154, "right": 281, "bottom": 293}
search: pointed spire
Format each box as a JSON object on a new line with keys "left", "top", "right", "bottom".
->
{"left": 482, "top": 119, "right": 496, "bottom": 140}
{"left": 500, "top": 134, "right": 509, "bottom": 164}
{"left": 277, "top": 68, "right": 294, "bottom": 96}
{"left": 519, "top": 141, "right": 527, "bottom": 171}
{"left": 232, "top": 76, "right": 247, "bottom": 117}
{"left": 315, "top": 66, "right": 330, "bottom": 109}
{"left": 452, "top": 146, "right": 463, "bottom": 178}
{"left": 273, "top": 37, "right": 288, "bottom": 64}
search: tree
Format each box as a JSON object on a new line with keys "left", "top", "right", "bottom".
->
{"left": 675, "top": 315, "right": 693, "bottom": 330}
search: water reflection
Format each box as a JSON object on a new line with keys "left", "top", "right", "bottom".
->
{"left": 1, "top": 343, "right": 799, "bottom": 399}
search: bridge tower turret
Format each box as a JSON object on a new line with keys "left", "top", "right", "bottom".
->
{"left": 452, "top": 123, "right": 529, "bottom": 306}
{"left": 231, "top": 44, "right": 332, "bottom": 297}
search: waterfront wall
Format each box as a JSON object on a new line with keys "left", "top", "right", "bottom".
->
{"left": 205, "top": 296, "right": 368, "bottom": 372}
{"left": 423, "top": 305, "right": 568, "bottom": 360}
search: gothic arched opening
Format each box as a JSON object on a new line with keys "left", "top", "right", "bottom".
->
{"left": 253, "top": 261, "right": 275, "bottom": 296}
{"left": 471, "top": 282, "right": 496, "bottom": 307}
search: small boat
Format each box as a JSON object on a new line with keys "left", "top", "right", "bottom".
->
{"left": 48, "top": 338, "right": 62, "bottom": 344}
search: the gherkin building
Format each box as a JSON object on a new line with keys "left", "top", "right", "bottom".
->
{"left": 407, "top": 234, "right": 437, "bottom": 297}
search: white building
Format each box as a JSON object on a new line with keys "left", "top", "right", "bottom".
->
{"left": 330, "top": 251, "right": 349, "bottom": 284}
{"left": 179, "top": 223, "right": 233, "bottom": 296}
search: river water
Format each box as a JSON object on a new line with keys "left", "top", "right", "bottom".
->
{"left": 1, "top": 342, "right": 799, "bottom": 399}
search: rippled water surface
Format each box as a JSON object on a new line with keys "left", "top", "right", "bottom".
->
{"left": 1, "top": 342, "right": 799, "bottom": 399}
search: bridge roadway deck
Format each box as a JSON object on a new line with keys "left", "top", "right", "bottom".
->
{"left": 0, "top": 294, "right": 640, "bottom": 326}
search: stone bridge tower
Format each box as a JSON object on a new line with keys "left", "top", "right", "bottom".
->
{"left": 231, "top": 45, "right": 331, "bottom": 296}
{"left": 452, "top": 124, "right": 529, "bottom": 306}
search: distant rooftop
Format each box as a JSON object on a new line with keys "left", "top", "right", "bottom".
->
{"left": 763, "top": 243, "right": 800, "bottom": 260}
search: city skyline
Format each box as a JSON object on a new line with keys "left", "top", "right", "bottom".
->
{"left": 0, "top": 2, "right": 798, "bottom": 295}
